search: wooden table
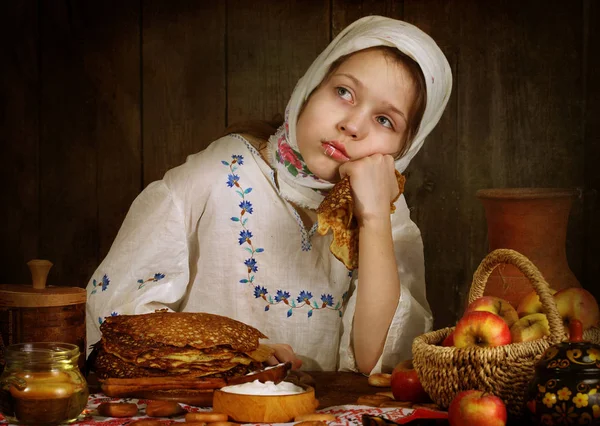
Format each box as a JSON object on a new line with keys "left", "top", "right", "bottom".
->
{"left": 31, "top": 371, "right": 537, "bottom": 426}
{"left": 88, "top": 370, "right": 375, "bottom": 409}
{"left": 303, "top": 371, "right": 373, "bottom": 408}
{"left": 305, "top": 372, "right": 532, "bottom": 425}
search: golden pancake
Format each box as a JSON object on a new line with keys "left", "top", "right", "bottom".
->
{"left": 100, "top": 311, "right": 267, "bottom": 352}
{"left": 317, "top": 171, "right": 406, "bottom": 269}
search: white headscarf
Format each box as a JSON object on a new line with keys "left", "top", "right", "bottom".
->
{"left": 268, "top": 15, "right": 452, "bottom": 209}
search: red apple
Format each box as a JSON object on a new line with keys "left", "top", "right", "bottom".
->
{"left": 454, "top": 311, "right": 512, "bottom": 348}
{"left": 510, "top": 313, "right": 550, "bottom": 343}
{"left": 390, "top": 359, "right": 430, "bottom": 403}
{"left": 516, "top": 288, "right": 557, "bottom": 318}
{"left": 448, "top": 390, "right": 507, "bottom": 426}
{"left": 553, "top": 287, "right": 600, "bottom": 330}
{"left": 466, "top": 296, "right": 518, "bottom": 328}
{"left": 441, "top": 330, "right": 455, "bottom": 347}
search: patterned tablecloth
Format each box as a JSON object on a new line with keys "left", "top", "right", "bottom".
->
{"left": 0, "top": 394, "right": 448, "bottom": 426}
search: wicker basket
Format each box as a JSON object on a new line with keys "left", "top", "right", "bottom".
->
{"left": 412, "top": 248, "right": 566, "bottom": 419}
{"left": 584, "top": 324, "right": 600, "bottom": 343}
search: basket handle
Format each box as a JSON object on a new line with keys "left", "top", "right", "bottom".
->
{"left": 468, "top": 248, "right": 564, "bottom": 345}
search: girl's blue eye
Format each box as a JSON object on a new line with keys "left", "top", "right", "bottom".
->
{"left": 376, "top": 116, "right": 393, "bottom": 129}
{"left": 336, "top": 87, "right": 352, "bottom": 100}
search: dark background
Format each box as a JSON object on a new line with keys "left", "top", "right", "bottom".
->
{"left": 1, "top": 0, "right": 598, "bottom": 330}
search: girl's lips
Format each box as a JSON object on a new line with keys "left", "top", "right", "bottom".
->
{"left": 322, "top": 141, "right": 350, "bottom": 162}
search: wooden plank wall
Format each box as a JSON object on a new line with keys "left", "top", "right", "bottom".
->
{"left": 1, "top": 0, "right": 598, "bottom": 330}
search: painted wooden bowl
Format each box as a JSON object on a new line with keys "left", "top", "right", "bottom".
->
{"left": 526, "top": 320, "right": 600, "bottom": 425}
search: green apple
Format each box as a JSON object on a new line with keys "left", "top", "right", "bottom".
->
{"left": 510, "top": 313, "right": 550, "bottom": 343}
{"left": 466, "top": 296, "right": 518, "bottom": 328}
{"left": 516, "top": 288, "right": 557, "bottom": 318}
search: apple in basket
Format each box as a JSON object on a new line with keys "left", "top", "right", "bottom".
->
{"left": 465, "top": 296, "right": 519, "bottom": 328}
{"left": 390, "top": 359, "right": 430, "bottom": 403}
{"left": 516, "top": 288, "right": 557, "bottom": 318}
{"left": 448, "top": 390, "right": 507, "bottom": 426}
{"left": 553, "top": 287, "right": 600, "bottom": 330}
{"left": 509, "top": 313, "right": 550, "bottom": 343}
{"left": 441, "top": 330, "right": 455, "bottom": 347}
{"left": 453, "top": 311, "right": 512, "bottom": 348}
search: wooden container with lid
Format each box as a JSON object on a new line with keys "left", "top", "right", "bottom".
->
{"left": 0, "top": 260, "right": 86, "bottom": 371}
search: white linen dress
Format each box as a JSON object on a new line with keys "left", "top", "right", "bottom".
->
{"left": 85, "top": 134, "right": 433, "bottom": 373}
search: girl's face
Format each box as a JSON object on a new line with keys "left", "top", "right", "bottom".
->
{"left": 296, "top": 48, "right": 418, "bottom": 182}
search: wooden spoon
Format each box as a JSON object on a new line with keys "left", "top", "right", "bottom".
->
{"left": 225, "top": 362, "right": 292, "bottom": 386}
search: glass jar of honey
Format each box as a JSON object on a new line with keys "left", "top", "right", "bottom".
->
{"left": 0, "top": 342, "right": 89, "bottom": 424}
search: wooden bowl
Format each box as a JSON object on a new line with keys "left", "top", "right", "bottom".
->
{"left": 212, "top": 384, "right": 318, "bottom": 423}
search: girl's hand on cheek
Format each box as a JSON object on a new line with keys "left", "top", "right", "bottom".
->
{"left": 338, "top": 154, "right": 399, "bottom": 225}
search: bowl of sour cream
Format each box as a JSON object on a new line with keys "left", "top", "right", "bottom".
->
{"left": 212, "top": 379, "right": 318, "bottom": 423}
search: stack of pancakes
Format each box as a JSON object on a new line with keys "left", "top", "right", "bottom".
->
{"left": 93, "top": 311, "right": 272, "bottom": 381}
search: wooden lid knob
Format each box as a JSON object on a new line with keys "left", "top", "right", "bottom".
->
{"left": 27, "top": 259, "right": 53, "bottom": 290}
{"left": 0, "top": 260, "right": 85, "bottom": 307}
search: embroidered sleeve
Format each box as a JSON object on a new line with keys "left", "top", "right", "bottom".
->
{"left": 85, "top": 179, "right": 190, "bottom": 357}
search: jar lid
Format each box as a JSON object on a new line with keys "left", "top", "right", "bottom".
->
{"left": 0, "top": 260, "right": 86, "bottom": 308}
{"left": 535, "top": 320, "right": 600, "bottom": 376}
{"left": 4, "top": 342, "right": 80, "bottom": 364}
{"left": 0, "top": 284, "right": 86, "bottom": 308}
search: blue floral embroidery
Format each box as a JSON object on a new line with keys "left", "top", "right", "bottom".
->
{"left": 321, "top": 294, "right": 334, "bottom": 306}
{"left": 274, "top": 290, "right": 290, "bottom": 302}
{"left": 98, "top": 311, "right": 119, "bottom": 326}
{"left": 137, "top": 273, "right": 166, "bottom": 289}
{"left": 223, "top": 152, "right": 347, "bottom": 318}
{"left": 238, "top": 230, "right": 253, "bottom": 245}
{"left": 244, "top": 258, "right": 258, "bottom": 272}
{"left": 224, "top": 154, "right": 264, "bottom": 291}
{"left": 254, "top": 286, "right": 268, "bottom": 298}
{"left": 227, "top": 174, "right": 240, "bottom": 188}
{"left": 90, "top": 274, "right": 110, "bottom": 295}
{"left": 239, "top": 200, "right": 253, "bottom": 214}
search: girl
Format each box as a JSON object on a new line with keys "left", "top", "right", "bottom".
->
{"left": 85, "top": 15, "right": 452, "bottom": 374}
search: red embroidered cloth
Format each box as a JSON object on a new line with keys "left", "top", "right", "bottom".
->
{"left": 0, "top": 394, "right": 447, "bottom": 425}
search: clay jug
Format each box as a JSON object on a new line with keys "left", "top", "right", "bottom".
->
{"left": 476, "top": 188, "right": 580, "bottom": 307}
